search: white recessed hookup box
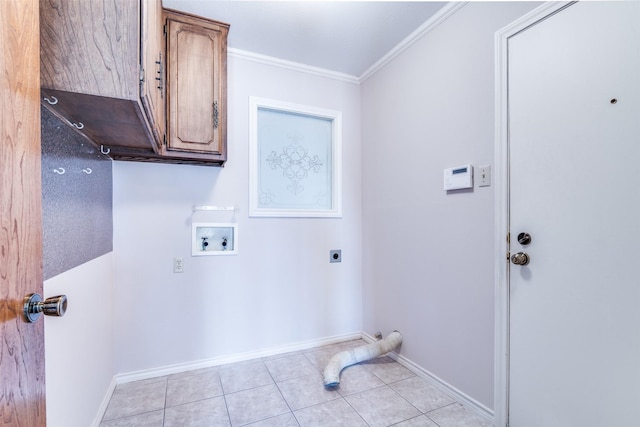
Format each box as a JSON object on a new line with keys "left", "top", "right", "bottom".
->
{"left": 192, "top": 223, "right": 238, "bottom": 256}
{"left": 444, "top": 164, "right": 473, "bottom": 191}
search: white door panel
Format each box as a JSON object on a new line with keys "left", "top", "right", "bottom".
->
{"left": 508, "top": 2, "right": 640, "bottom": 426}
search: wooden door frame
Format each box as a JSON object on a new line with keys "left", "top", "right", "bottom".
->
{"left": 493, "top": 3, "right": 574, "bottom": 426}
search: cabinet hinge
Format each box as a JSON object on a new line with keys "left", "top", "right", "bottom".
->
{"left": 163, "top": 134, "right": 167, "bottom": 146}
{"left": 140, "top": 67, "right": 145, "bottom": 83}
{"left": 163, "top": 23, "right": 167, "bottom": 35}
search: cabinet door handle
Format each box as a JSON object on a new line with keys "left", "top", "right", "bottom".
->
{"left": 155, "top": 52, "right": 164, "bottom": 96}
{"left": 213, "top": 100, "right": 219, "bottom": 129}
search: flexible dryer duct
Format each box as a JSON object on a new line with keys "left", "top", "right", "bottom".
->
{"left": 323, "top": 331, "right": 403, "bottom": 387}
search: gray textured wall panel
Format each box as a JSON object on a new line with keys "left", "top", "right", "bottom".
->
{"left": 41, "top": 106, "right": 113, "bottom": 280}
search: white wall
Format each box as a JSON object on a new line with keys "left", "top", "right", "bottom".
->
{"left": 44, "top": 4, "right": 547, "bottom": 421}
{"left": 361, "top": 2, "right": 539, "bottom": 411}
{"left": 44, "top": 253, "right": 114, "bottom": 427}
{"left": 112, "top": 55, "right": 362, "bottom": 373}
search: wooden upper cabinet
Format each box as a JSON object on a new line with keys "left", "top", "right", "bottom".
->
{"left": 165, "top": 10, "right": 229, "bottom": 164}
{"left": 40, "top": 0, "right": 139, "bottom": 99}
{"left": 140, "top": 0, "right": 166, "bottom": 150}
{"left": 40, "top": 0, "right": 162, "bottom": 155}
{"left": 40, "top": 1, "right": 229, "bottom": 166}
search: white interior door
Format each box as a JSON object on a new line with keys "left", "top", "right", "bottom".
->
{"left": 508, "top": 2, "right": 640, "bottom": 426}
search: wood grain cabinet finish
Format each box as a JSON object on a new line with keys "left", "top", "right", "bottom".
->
{"left": 164, "top": 10, "right": 229, "bottom": 165}
{"left": 40, "top": 0, "right": 163, "bottom": 157}
{"left": 141, "top": 0, "right": 166, "bottom": 151}
{"left": 40, "top": 1, "right": 229, "bottom": 166}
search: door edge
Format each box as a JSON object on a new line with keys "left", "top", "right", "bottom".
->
{"left": 493, "top": 2, "right": 575, "bottom": 426}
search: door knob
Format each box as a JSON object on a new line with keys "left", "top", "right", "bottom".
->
{"left": 23, "top": 293, "right": 68, "bottom": 323}
{"left": 511, "top": 252, "right": 530, "bottom": 266}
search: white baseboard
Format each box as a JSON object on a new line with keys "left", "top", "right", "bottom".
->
{"left": 362, "top": 332, "right": 494, "bottom": 425}
{"left": 91, "top": 377, "right": 117, "bottom": 427}
{"left": 115, "top": 331, "right": 362, "bottom": 385}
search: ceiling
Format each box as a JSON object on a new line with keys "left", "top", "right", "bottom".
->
{"left": 162, "top": 1, "right": 447, "bottom": 78}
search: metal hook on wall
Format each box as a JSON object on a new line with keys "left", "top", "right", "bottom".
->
{"left": 71, "top": 122, "right": 84, "bottom": 130}
{"left": 43, "top": 95, "right": 58, "bottom": 105}
{"left": 100, "top": 145, "right": 111, "bottom": 155}
{"left": 53, "top": 167, "right": 65, "bottom": 175}
{"left": 82, "top": 168, "right": 92, "bottom": 175}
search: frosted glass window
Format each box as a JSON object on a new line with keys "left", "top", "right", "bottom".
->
{"left": 249, "top": 98, "right": 342, "bottom": 217}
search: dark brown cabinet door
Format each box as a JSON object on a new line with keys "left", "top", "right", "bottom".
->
{"left": 165, "top": 10, "right": 228, "bottom": 162}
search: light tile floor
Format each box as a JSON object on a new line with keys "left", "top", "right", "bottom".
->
{"left": 100, "top": 340, "right": 492, "bottom": 427}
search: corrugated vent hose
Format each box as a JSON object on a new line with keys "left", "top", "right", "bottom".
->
{"left": 323, "top": 331, "right": 403, "bottom": 387}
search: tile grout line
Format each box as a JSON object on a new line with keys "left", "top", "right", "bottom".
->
{"left": 220, "top": 371, "right": 233, "bottom": 427}
{"left": 162, "top": 377, "right": 168, "bottom": 427}
{"left": 265, "top": 359, "right": 303, "bottom": 426}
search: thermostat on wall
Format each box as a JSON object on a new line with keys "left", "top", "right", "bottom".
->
{"left": 444, "top": 164, "right": 473, "bottom": 191}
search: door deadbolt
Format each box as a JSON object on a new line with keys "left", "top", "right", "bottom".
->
{"left": 511, "top": 252, "right": 530, "bottom": 266}
{"left": 24, "top": 293, "right": 68, "bottom": 323}
{"left": 517, "top": 232, "right": 532, "bottom": 245}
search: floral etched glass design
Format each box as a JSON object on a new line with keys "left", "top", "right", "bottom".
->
{"left": 258, "top": 108, "right": 332, "bottom": 210}
{"left": 249, "top": 97, "right": 342, "bottom": 217}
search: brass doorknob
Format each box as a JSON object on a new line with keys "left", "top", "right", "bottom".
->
{"left": 511, "top": 252, "right": 530, "bottom": 266}
{"left": 23, "top": 293, "right": 68, "bottom": 323}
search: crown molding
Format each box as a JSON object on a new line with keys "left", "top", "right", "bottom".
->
{"left": 228, "top": 48, "right": 360, "bottom": 84}
{"left": 229, "top": 2, "right": 466, "bottom": 85}
{"left": 359, "top": 2, "right": 468, "bottom": 83}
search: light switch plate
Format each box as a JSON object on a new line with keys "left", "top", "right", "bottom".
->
{"left": 478, "top": 165, "right": 491, "bottom": 187}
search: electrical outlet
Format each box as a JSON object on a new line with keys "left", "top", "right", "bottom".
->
{"left": 330, "top": 250, "right": 342, "bottom": 263}
{"left": 173, "top": 257, "right": 184, "bottom": 273}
